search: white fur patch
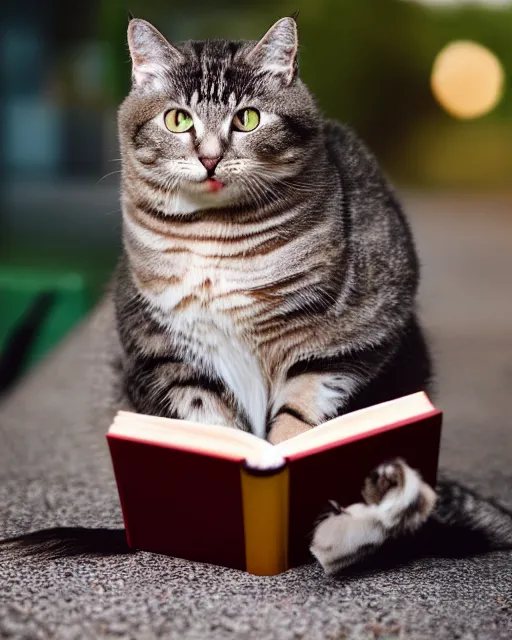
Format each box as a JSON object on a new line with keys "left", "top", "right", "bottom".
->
{"left": 167, "top": 192, "right": 203, "bottom": 216}
{"left": 198, "top": 134, "right": 222, "bottom": 159}
{"left": 310, "top": 461, "right": 436, "bottom": 575}
{"left": 189, "top": 90, "right": 200, "bottom": 109}
{"left": 378, "top": 464, "right": 430, "bottom": 530}
{"left": 144, "top": 257, "right": 268, "bottom": 437}
{"left": 310, "top": 503, "right": 386, "bottom": 574}
{"left": 198, "top": 319, "right": 267, "bottom": 438}
{"left": 316, "top": 374, "right": 361, "bottom": 419}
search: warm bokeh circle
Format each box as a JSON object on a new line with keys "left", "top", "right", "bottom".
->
{"left": 431, "top": 40, "right": 505, "bottom": 119}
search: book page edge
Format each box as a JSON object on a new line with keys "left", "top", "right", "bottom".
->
{"left": 275, "top": 392, "right": 435, "bottom": 457}
{"left": 280, "top": 408, "right": 442, "bottom": 462}
{"left": 108, "top": 413, "right": 284, "bottom": 470}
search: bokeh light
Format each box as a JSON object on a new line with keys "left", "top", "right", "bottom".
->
{"left": 431, "top": 40, "right": 505, "bottom": 119}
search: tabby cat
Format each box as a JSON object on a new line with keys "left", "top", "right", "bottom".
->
{"left": 115, "top": 16, "right": 436, "bottom": 573}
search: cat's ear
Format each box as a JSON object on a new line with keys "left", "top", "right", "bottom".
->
{"left": 247, "top": 17, "right": 298, "bottom": 86}
{"left": 127, "top": 18, "right": 183, "bottom": 89}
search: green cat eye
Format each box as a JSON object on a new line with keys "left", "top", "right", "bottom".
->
{"left": 164, "top": 109, "right": 194, "bottom": 133}
{"left": 232, "top": 108, "right": 260, "bottom": 132}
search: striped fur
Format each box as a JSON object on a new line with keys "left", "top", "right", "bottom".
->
{"left": 116, "top": 18, "right": 431, "bottom": 431}
{"left": 115, "top": 17, "right": 435, "bottom": 570}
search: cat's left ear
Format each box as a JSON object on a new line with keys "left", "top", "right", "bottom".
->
{"left": 247, "top": 17, "right": 298, "bottom": 86}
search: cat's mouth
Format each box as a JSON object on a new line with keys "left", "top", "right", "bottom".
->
{"left": 204, "top": 178, "right": 225, "bottom": 193}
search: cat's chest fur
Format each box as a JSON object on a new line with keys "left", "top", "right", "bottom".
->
{"left": 145, "top": 255, "right": 270, "bottom": 437}
{"left": 127, "top": 199, "right": 302, "bottom": 436}
{"left": 149, "top": 253, "right": 256, "bottom": 318}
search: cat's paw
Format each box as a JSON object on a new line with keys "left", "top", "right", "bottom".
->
{"left": 310, "top": 459, "right": 437, "bottom": 575}
{"left": 310, "top": 501, "right": 385, "bottom": 575}
{"left": 267, "top": 413, "right": 312, "bottom": 445}
{"left": 362, "top": 458, "right": 408, "bottom": 505}
{"left": 362, "top": 458, "right": 437, "bottom": 533}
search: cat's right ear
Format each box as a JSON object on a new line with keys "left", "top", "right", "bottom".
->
{"left": 127, "top": 19, "right": 183, "bottom": 90}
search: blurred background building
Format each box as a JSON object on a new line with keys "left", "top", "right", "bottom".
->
{"left": 0, "top": 0, "right": 511, "bottom": 383}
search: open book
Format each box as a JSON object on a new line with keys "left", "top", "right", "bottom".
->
{"left": 107, "top": 392, "right": 442, "bottom": 575}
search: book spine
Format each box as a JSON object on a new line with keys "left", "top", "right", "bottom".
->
{"left": 240, "top": 463, "right": 289, "bottom": 576}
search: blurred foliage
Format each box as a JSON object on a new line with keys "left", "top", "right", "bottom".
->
{"left": 94, "top": 0, "right": 512, "bottom": 188}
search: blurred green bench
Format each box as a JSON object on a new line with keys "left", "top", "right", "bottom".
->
{"left": 0, "top": 267, "right": 94, "bottom": 391}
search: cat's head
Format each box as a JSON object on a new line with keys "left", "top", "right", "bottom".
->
{"left": 118, "top": 17, "right": 321, "bottom": 210}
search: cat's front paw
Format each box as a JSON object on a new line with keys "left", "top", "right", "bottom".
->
{"left": 267, "top": 413, "right": 312, "bottom": 445}
{"left": 310, "top": 459, "right": 437, "bottom": 575}
{"left": 310, "top": 501, "right": 385, "bottom": 575}
{"left": 362, "top": 458, "right": 408, "bottom": 505}
{"left": 362, "top": 458, "right": 437, "bottom": 532}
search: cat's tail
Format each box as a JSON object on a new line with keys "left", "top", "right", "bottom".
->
{"left": 1, "top": 479, "right": 511, "bottom": 568}
{"left": 0, "top": 527, "right": 132, "bottom": 559}
{"left": 425, "top": 477, "right": 512, "bottom": 555}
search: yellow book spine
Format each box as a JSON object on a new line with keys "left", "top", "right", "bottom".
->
{"left": 240, "top": 463, "right": 289, "bottom": 576}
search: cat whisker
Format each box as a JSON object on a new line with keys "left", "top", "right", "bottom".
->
{"left": 97, "top": 170, "right": 122, "bottom": 184}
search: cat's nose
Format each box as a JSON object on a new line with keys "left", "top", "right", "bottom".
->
{"left": 199, "top": 157, "right": 221, "bottom": 173}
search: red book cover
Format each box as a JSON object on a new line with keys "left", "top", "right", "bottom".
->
{"left": 107, "top": 435, "right": 247, "bottom": 570}
{"left": 107, "top": 393, "right": 442, "bottom": 574}
{"left": 286, "top": 410, "right": 442, "bottom": 566}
